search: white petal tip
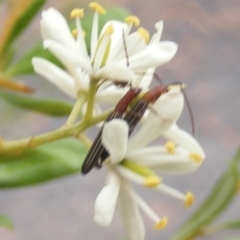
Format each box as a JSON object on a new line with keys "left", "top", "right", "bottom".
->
{"left": 93, "top": 215, "right": 110, "bottom": 227}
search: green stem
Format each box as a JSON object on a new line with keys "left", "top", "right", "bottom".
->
{"left": 84, "top": 81, "right": 98, "bottom": 122}
{"left": 77, "top": 133, "right": 92, "bottom": 148}
{"left": 65, "top": 93, "right": 86, "bottom": 126}
{"left": 201, "top": 225, "right": 223, "bottom": 236}
{"left": 0, "top": 110, "right": 111, "bottom": 155}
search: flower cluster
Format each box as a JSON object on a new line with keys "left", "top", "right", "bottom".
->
{"left": 32, "top": 2, "right": 205, "bottom": 240}
{"left": 32, "top": 2, "right": 177, "bottom": 110}
{"left": 94, "top": 85, "right": 205, "bottom": 239}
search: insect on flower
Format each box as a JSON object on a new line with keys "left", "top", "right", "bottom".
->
{"left": 81, "top": 87, "right": 142, "bottom": 174}
{"left": 81, "top": 82, "right": 186, "bottom": 174}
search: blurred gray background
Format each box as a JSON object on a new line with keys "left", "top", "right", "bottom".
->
{"left": 0, "top": 0, "right": 240, "bottom": 239}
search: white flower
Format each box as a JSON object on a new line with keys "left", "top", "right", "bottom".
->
{"left": 32, "top": 2, "right": 178, "bottom": 106}
{"left": 94, "top": 85, "right": 205, "bottom": 239}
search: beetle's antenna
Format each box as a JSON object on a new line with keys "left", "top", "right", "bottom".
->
{"left": 167, "top": 83, "right": 195, "bottom": 136}
{"left": 152, "top": 72, "right": 164, "bottom": 85}
{"left": 182, "top": 89, "right": 195, "bottom": 136}
{"left": 122, "top": 29, "right": 129, "bottom": 67}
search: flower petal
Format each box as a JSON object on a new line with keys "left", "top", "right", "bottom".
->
{"left": 95, "top": 85, "right": 127, "bottom": 104}
{"left": 118, "top": 180, "right": 145, "bottom": 240}
{"left": 149, "top": 21, "right": 163, "bottom": 44}
{"left": 162, "top": 124, "right": 205, "bottom": 157}
{"left": 112, "top": 31, "right": 147, "bottom": 63}
{"left": 124, "top": 41, "right": 178, "bottom": 71}
{"left": 101, "top": 20, "right": 129, "bottom": 63}
{"left": 128, "top": 86, "right": 184, "bottom": 149}
{"left": 126, "top": 146, "right": 201, "bottom": 174}
{"left": 32, "top": 57, "right": 75, "bottom": 98}
{"left": 133, "top": 67, "right": 155, "bottom": 88}
{"left": 94, "top": 169, "right": 121, "bottom": 226}
{"left": 41, "top": 8, "right": 76, "bottom": 48}
{"left": 43, "top": 40, "right": 91, "bottom": 74}
{"left": 102, "top": 119, "right": 129, "bottom": 164}
{"left": 95, "top": 63, "right": 135, "bottom": 82}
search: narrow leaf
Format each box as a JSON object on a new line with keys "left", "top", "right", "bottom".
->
{"left": 172, "top": 148, "right": 240, "bottom": 240}
{"left": 0, "top": 0, "right": 46, "bottom": 56}
{"left": 0, "top": 90, "right": 73, "bottom": 117}
{"left": 0, "top": 138, "right": 87, "bottom": 188}
{"left": 4, "top": 44, "right": 63, "bottom": 77}
{"left": 0, "top": 78, "right": 33, "bottom": 93}
{"left": 202, "top": 219, "right": 240, "bottom": 236}
{"left": 0, "top": 215, "right": 14, "bottom": 230}
{"left": 217, "top": 219, "right": 240, "bottom": 230}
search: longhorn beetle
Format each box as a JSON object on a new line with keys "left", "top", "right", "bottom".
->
{"left": 81, "top": 84, "right": 177, "bottom": 174}
{"left": 81, "top": 88, "right": 142, "bottom": 174}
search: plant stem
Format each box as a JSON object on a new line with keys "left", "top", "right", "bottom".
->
{"left": 77, "top": 133, "right": 92, "bottom": 148}
{"left": 0, "top": 109, "right": 111, "bottom": 155}
{"left": 65, "top": 93, "right": 86, "bottom": 125}
{"left": 84, "top": 80, "right": 98, "bottom": 122}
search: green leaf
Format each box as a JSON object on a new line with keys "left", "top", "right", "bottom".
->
{"left": 202, "top": 219, "right": 240, "bottom": 236}
{"left": 0, "top": 138, "right": 87, "bottom": 188}
{"left": 0, "top": 90, "right": 73, "bottom": 117}
{"left": 4, "top": 44, "right": 63, "bottom": 77}
{"left": 0, "top": 215, "right": 14, "bottom": 230}
{"left": 218, "top": 219, "right": 240, "bottom": 230}
{"left": 0, "top": 0, "right": 46, "bottom": 56}
{"left": 172, "top": 148, "right": 240, "bottom": 240}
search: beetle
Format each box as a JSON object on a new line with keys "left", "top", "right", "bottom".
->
{"left": 123, "top": 85, "right": 169, "bottom": 135}
{"left": 81, "top": 84, "right": 177, "bottom": 174}
{"left": 95, "top": 83, "right": 190, "bottom": 166}
{"left": 81, "top": 87, "right": 142, "bottom": 174}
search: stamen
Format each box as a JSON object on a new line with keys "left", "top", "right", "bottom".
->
{"left": 157, "top": 183, "right": 186, "bottom": 202}
{"left": 72, "top": 29, "right": 78, "bottom": 38}
{"left": 165, "top": 141, "right": 176, "bottom": 154}
{"left": 143, "top": 176, "right": 162, "bottom": 188}
{"left": 137, "top": 27, "right": 150, "bottom": 43}
{"left": 125, "top": 16, "right": 140, "bottom": 27}
{"left": 189, "top": 152, "right": 203, "bottom": 163}
{"left": 185, "top": 191, "right": 194, "bottom": 207}
{"left": 119, "top": 162, "right": 161, "bottom": 187}
{"left": 70, "top": 8, "right": 84, "bottom": 18}
{"left": 105, "top": 24, "right": 114, "bottom": 35}
{"left": 121, "top": 160, "right": 158, "bottom": 178}
{"left": 72, "top": 29, "right": 86, "bottom": 41}
{"left": 89, "top": 2, "right": 106, "bottom": 14}
{"left": 133, "top": 192, "right": 164, "bottom": 226}
{"left": 153, "top": 217, "right": 168, "bottom": 230}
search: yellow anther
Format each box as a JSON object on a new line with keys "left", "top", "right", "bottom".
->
{"left": 72, "top": 29, "right": 78, "bottom": 38}
{"left": 89, "top": 2, "right": 106, "bottom": 14}
{"left": 165, "top": 141, "right": 176, "bottom": 154}
{"left": 125, "top": 16, "right": 140, "bottom": 27}
{"left": 185, "top": 191, "right": 194, "bottom": 207}
{"left": 153, "top": 217, "right": 168, "bottom": 230}
{"left": 137, "top": 27, "right": 150, "bottom": 43}
{"left": 143, "top": 176, "right": 162, "bottom": 188}
{"left": 189, "top": 153, "right": 203, "bottom": 163}
{"left": 71, "top": 8, "right": 84, "bottom": 18}
{"left": 105, "top": 24, "right": 114, "bottom": 35}
{"left": 72, "top": 29, "right": 86, "bottom": 38}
